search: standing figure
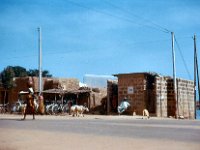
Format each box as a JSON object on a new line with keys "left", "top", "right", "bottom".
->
{"left": 117, "top": 97, "right": 130, "bottom": 115}
{"left": 22, "top": 81, "right": 35, "bottom": 120}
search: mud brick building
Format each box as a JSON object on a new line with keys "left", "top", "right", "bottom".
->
{"left": 0, "top": 76, "right": 107, "bottom": 113}
{"left": 175, "top": 78, "right": 194, "bottom": 118}
{"left": 154, "top": 76, "right": 168, "bottom": 117}
{"left": 111, "top": 72, "right": 195, "bottom": 119}
{"left": 0, "top": 77, "right": 80, "bottom": 105}
{"left": 107, "top": 80, "right": 118, "bottom": 114}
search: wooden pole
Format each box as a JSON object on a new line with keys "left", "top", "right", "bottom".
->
{"left": 38, "top": 27, "right": 42, "bottom": 96}
{"left": 171, "top": 32, "right": 178, "bottom": 118}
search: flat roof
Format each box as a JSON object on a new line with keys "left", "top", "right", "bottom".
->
{"left": 113, "top": 72, "right": 160, "bottom": 77}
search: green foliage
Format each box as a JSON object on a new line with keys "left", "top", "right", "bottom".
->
{"left": 0, "top": 66, "right": 53, "bottom": 89}
{"left": 42, "top": 70, "right": 52, "bottom": 77}
{"left": 12, "top": 66, "right": 27, "bottom": 77}
{"left": 27, "top": 69, "right": 39, "bottom": 76}
{"left": 27, "top": 69, "right": 52, "bottom": 77}
{"left": 0, "top": 66, "right": 15, "bottom": 89}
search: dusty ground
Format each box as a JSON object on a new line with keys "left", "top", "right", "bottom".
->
{"left": 0, "top": 114, "right": 199, "bottom": 150}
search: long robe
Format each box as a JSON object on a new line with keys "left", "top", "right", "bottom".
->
{"left": 23, "top": 94, "right": 35, "bottom": 119}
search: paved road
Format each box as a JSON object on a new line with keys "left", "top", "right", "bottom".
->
{"left": 0, "top": 114, "right": 200, "bottom": 150}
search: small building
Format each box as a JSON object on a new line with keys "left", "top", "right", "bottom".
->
{"left": 83, "top": 74, "right": 116, "bottom": 88}
{"left": 0, "top": 76, "right": 80, "bottom": 104}
{"left": 109, "top": 72, "right": 195, "bottom": 119}
{"left": 0, "top": 76, "right": 106, "bottom": 113}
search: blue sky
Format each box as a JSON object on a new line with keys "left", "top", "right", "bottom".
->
{"left": 0, "top": 0, "right": 200, "bottom": 81}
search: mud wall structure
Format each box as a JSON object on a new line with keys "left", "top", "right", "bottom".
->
{"left": 115, "top": 73, "right": 194, "bottom": 118}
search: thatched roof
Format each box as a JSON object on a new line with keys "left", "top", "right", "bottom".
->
{"left": 42, "top": 88, "right": 91, "bottom": 95}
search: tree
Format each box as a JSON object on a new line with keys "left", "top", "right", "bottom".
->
{"left": 0, "top": 66, "right": 53, "bottom": 110}
{"left": 1, "top": 66, "right": 15, "bottom": 89}
{"left": 12, "top": 66, "right": 27, "bottom": 77}
{"left": 0, "top": 66, "right": 15, "bottom": 110}
{"left": 27, "top": 69, "right": 39, "bottom": 77}
{"left": 27, "top": 69, "right": 52, "bottom": 77}
{"left": 42, "top": 70, "right": 52, "bottom": 77}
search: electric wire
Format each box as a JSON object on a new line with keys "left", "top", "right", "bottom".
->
{"left": 0, "top": 1, "right": 195, "bottom": 77}
{"left": 101, "top": 0, "right": 171, "bottom": 33}
{"left": 0, "top": 36, "right": 173, "bottom": 61}
{"left": 66, "top": 0, "right": 170, "bottom": 34}
{"left": 174, "top": 35, "right": 192, "bottom": 79}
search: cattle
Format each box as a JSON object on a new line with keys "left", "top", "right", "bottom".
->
{"left": 142, "top": 109, "right": 150, "bottom": 119}
{"left": 70, "top": 105, "right": 89, "bottom": 117}
{"left": 11, "top": 100, "right": 26, "bottom": 114}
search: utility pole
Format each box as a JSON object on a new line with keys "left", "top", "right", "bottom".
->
{"left": 38, "top": 27, "right": 42, "bottom": 96}
{"left": 171, "top": 32, "right": 178, "bottom": 118}
{"left": 193, "top": 34, "right": 200, "bottom": 119}
{"left": 194, "top": 34, "right": 197, "bottom": 119}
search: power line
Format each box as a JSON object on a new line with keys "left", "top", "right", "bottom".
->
{"left": 102, "top": 0, "right": 171, "bottom": 33}
{"left": 66, "top": 0, "right": 170, "bottom": 34}
{"left": 0, "top": 35, "right": 193, "bottom": 61}
{"left": 174, "top": 35, "right": 192, "bottom": 80}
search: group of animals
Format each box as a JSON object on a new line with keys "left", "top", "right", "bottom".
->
{"left": 14, "top": 93, "right": 149, "bottom": 119}
{"left": 12, "top": 98, "right": 90, "bottom": 120}
{"left": 118, "top": 100, "right": 150, "bottom": 119}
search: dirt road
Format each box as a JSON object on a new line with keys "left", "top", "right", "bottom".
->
{"left": 0, "top": 114, "right": 200, "bottom": 150}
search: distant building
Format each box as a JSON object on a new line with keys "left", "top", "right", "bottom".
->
{"left": 108, "top": 72, "right": 195, "bottom": 119}
{"left": 83, "top": 74, "right": 116, "bottom": 88}
{"left": 0, "top": 76, "right": 80, "bottom": 105}
{"left": 0, "top": 76, "right": 107, "bottom": 114}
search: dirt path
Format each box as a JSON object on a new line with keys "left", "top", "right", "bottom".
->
{"left": 1, "top": 128, "right": 198, "bottom": 150}
{"left": 0, "top": 114, "right": 199, "bottom": 150}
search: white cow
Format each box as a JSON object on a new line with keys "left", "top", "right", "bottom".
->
{"left": 70, "top": 105, "right": 89, "bottom": 117}
{"left": 142, "top": 109, "right": 150, "bottom": 119}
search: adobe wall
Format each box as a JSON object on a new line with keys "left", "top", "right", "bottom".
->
{"left": 116, "top": 73, "right": 194, "bottom": 118}
{"left": 166, "top": 78, "right": 176, "bottom": 117}
{"left": 176, "top": 78, "right": 194, "bottom": 119}
{"left": 2, "top": 77, "right": 80, "bottom": 104}
{"left": 58, "top": 78, "right": 79, "bottom": 90}
{"left": 164, "top": 78, "right": 194, "bottom": 119}
{"left": 117, "top": 73, "right": 146, "bottom": 115}
{"left": 107, "top": 80, "right": 118, "bottom": 114}
{"left": 89, "top": 88, "right": 107, "bottom": 114}
{"left": 155, "top": 76, "right": 168, "bottom": 117}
